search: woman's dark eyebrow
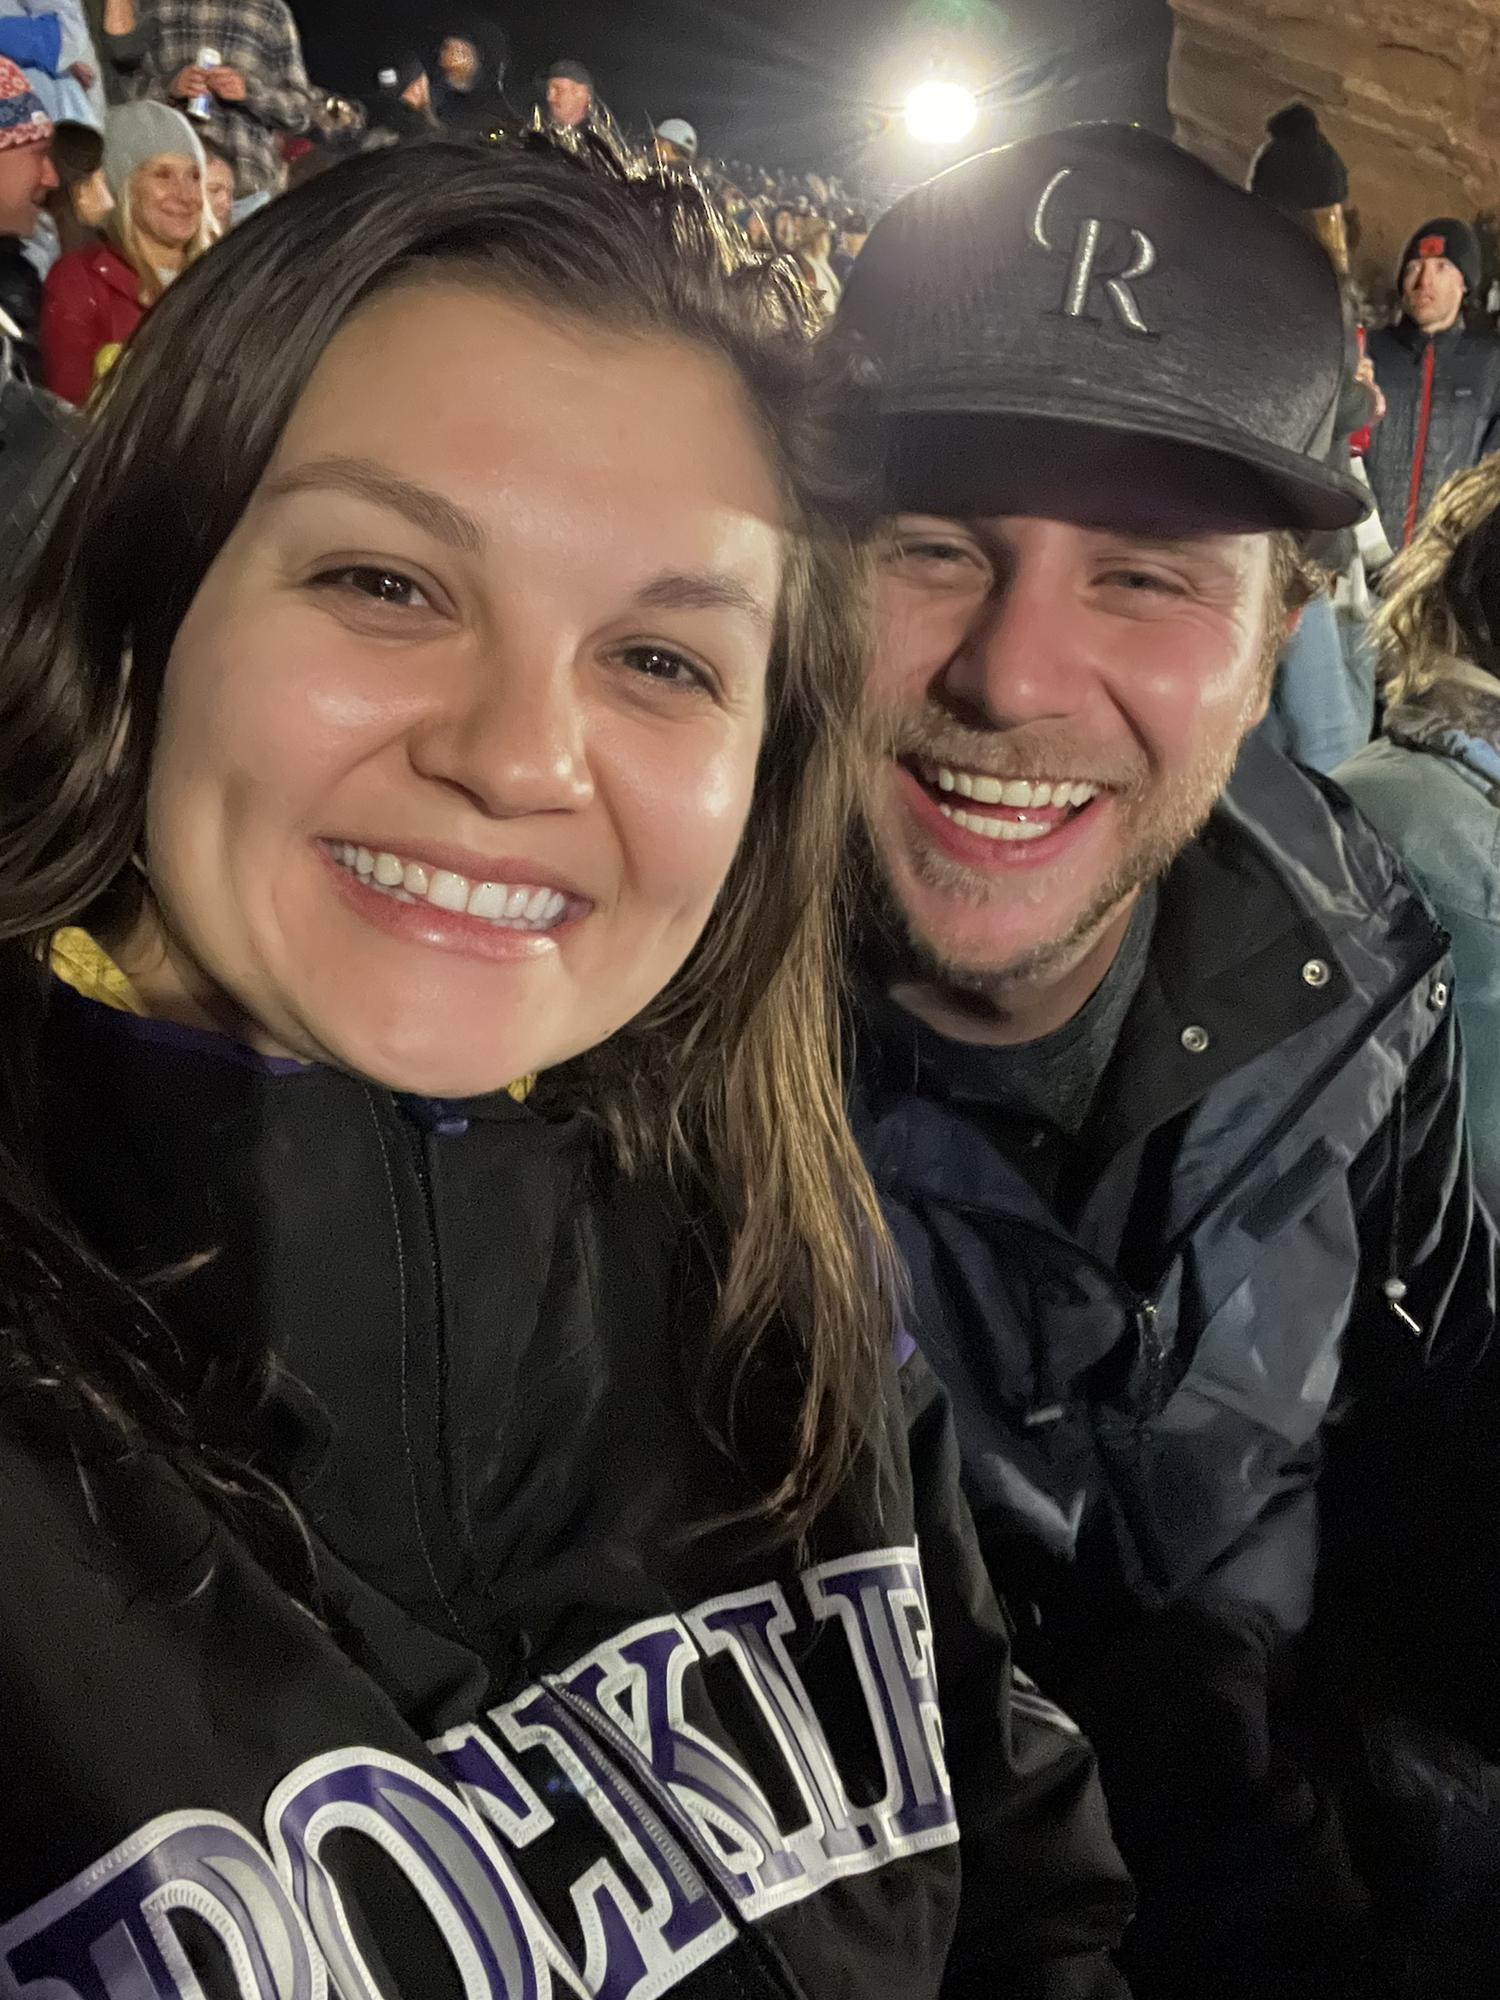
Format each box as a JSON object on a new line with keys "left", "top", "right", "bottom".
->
{"left": 633, "top": 570, "right": 775, "bottom": 633}
{"left": 261, "top": 457, "right": 487, "bottom": 556}
{"left": 260, "top": 471, "right": 775, "bottom": 625}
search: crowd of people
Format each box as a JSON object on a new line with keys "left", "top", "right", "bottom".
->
{"left": 0, "top": 1, "right": 874, "bottom": 411}
{"left": 3, "top": 8, "right": 1500, "bottom": 2000}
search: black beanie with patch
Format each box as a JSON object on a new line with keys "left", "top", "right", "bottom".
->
{"left": 1400, "top": 216, "right": 1482, "bottom": 295}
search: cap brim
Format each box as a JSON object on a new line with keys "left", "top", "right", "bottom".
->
{"left": 879, "top": 388, "right": 1371, "bottom": 534}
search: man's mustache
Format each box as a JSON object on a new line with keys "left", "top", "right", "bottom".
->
{"left": 866, "top": 709, "right": 1145, "bottom": 795}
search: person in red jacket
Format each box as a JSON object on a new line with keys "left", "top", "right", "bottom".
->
{"left": 41, "top": 96, "right": 209, "bottom": 401}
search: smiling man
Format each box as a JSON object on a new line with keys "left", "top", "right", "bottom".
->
{"left": 840, "top": 126, "right": 1500, "bottom": 1999}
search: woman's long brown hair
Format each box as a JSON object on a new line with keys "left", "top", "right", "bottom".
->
{"left": 0, "top": 137, "right": 897, "bottom": 1574}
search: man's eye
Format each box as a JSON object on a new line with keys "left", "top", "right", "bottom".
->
{"left": 316, "top": 566, "right": 432, "bottom": 610}
{"left": 1102, "top": 569, "right": 1181, "bottom": 596}
{"left": 895, "top": 540, "right": 974, "bottom": 565}
{"left": 887, "top": 539, "right": 990, "bottom": 588}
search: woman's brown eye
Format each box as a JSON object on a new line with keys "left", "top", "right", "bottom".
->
{"left": 355, "top": 571, "right": 413, "bottom": 604}
{"left": 621, "top": 645, "right": 710, "bottom": 692}
{"left": 318, "top": 567, "right": 428, "bottom": 609}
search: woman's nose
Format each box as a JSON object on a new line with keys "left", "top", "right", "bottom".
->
{"left": 404, "top": 640, "right": 595, "bottom": 819}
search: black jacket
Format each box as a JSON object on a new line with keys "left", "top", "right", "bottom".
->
{"left": 0, "top": 349, "right": 75, "bottom": 593}
{"left": 0, "top": 238, "right": 42, "bottom": 384}
{"left": 435, "top": 80, "right": 508, "bottom": 139}
{"left": 0, "top": 981, "right": 1134, "bottom": 1998}
{"left": 1366, "top": 317, "right": 1500, "bottom": 548}
{"left": 852, "top": 738, "right": 1500, "bottom": 1997}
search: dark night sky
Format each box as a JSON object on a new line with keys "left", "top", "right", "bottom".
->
{"left": 295, "top": 0, "right": 1171, "bottom": 184}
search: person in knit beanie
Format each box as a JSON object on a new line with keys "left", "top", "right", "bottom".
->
{"left": 0, "top": 55, "right": 55, "bottom": 379}
{"left": 1367, "top": 207, "right": 1500, "bottom": 547}
{"left": 1250, "top": 104, "right": 1346, "bottom": 212}
{"left": 1246, "top": 100, "right": 1384, "bottom": 771}
{"left": 0, "top": 58, "right": 72, "bottom": 599}
{"left": 40, "top": 96, "right": 210, "bottom": 402}
{"left": 1247, "top": 103, "right": 1365, "bottom": 288}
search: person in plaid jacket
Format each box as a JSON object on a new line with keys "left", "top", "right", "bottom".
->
{"left": 99, "top": 0, "right": 307, "bottom": 199}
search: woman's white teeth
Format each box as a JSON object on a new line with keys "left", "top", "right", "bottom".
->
{"left": 926, "top": 763, "right": 1100, "bottom": 810}
{"left": 467, "top": 881, "right": 509, "bottom": 920}
{"left": 429, "top": 870, "right": 469, "bottom": 913}
{"left": 330, "top": 843, "right": 567, "bottom": 929}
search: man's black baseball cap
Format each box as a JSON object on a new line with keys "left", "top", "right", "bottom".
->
{"left": 836, "top": 123, "right": 1368, "bottom": 533}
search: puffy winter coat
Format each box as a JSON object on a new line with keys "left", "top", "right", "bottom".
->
{"left": 1366, "top": 318, "right": 1500, "bottom": 548}
{"left": 0, "top": 954, "right": 1135, "bottom": 1999}
{"left": 852, "top": 735, "right": 1500, "bottom": 1998}
{"left": 1338, "top": 660, "right": 1500, "bottom": 1216}
{"left": 39, "top": 237, "right": 141, "bottom": 404}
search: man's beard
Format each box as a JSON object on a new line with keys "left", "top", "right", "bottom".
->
{"left": 863, "top": 665, "right": 1268, "bottom": 1000}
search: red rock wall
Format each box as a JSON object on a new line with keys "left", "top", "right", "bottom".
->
{"left": 1169, "top": 0, "right": 1500, "bottom": 299}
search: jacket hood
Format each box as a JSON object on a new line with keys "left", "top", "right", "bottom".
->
{"left": 1384, "top": 661, "right": 1500, "bottom": 804}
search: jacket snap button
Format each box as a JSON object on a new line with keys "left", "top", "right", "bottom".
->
{"left": 1432, "top": 980, "right": 1450, "bottom": 1010}
{"left": 1181, "top": 1024, "right": 1210, "bottom": 1054}
{"left": 1302, "top": 958, "right": 1330, "bottom": 988}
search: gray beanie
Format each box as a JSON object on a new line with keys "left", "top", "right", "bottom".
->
{"left": 102, "top": 100, "right": 205, "bottom": 202}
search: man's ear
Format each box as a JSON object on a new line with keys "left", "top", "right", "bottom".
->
{"left": 1244, "top": 603, "right": 1301, "bottom": 734}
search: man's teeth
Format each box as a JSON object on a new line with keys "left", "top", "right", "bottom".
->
{"left": 328, "top": 844, "right": 567, "bottom": 929}
{"left": 920, "top": 762, "right": 1101, "bottom": 811}
{"left": 939, "top": 807, "right": 1054, "bottom": 842}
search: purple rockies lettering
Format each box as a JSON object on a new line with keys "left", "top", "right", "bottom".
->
{"left": 267, "top": 1749, "right": 560, "bottom": 2000}
{"left": 0, "top": 1812, "right": 321, "bottom": 2000}
{"left": 500, "top": 1678, "right": 728, "bottom": 1998}
{"left": 803, "top": 1549, "right": 955, "bottom": 1843}
{"left": 690, "top": 1584, "right": 875, "bottom": 1867}
{"left": 0, "top": 1546, "right": 959, "bottom": 2000}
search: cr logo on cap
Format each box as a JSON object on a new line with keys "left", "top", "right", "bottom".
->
{"left": 1417, "top": 234, "right": 1447, "bottom": 260}
{"left": 1031, "top": 169, "right": 1157, "bottom": 337}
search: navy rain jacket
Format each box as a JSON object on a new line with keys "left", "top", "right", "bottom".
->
{"left": 854, "top": 736, "right": 1500, "bottom": 1998}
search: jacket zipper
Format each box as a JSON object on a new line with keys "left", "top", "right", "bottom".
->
{"left": 365, "top": 1086, "right": 474, "bottom": 1648}
{"left": 544, "top": 1675, "right": 811, "bottom": 2000}
{"left": 1402, "top": 338, "right": 1437, "bottom": 546}
{"left": 947, "top": 1201, "right": 1169, "bottom": 1417}
{"left": 1134, "top": 1299, "right": 1169, "bottom": 1413}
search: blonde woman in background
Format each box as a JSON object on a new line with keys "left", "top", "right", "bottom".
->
{"left": 40, "top": 97, "right": 211, "bottom": 401}
{"left": 1337, "top": 454, "right": 1500, "bottom": 1212}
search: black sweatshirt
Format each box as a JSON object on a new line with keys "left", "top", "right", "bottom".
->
{"left": 0, "top": 985, "right": 1133, "bottom": 1999}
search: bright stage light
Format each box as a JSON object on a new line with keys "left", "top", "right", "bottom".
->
{"left": 904, "top": 79, "right": 978, "bottom": 145}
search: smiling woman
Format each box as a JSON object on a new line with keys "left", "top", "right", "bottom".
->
{"left": 0, "top": 138, "right": 1131, "bottom": 1991}
{"left": 41, "top": 101, "right": 216, "bottom": 405}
